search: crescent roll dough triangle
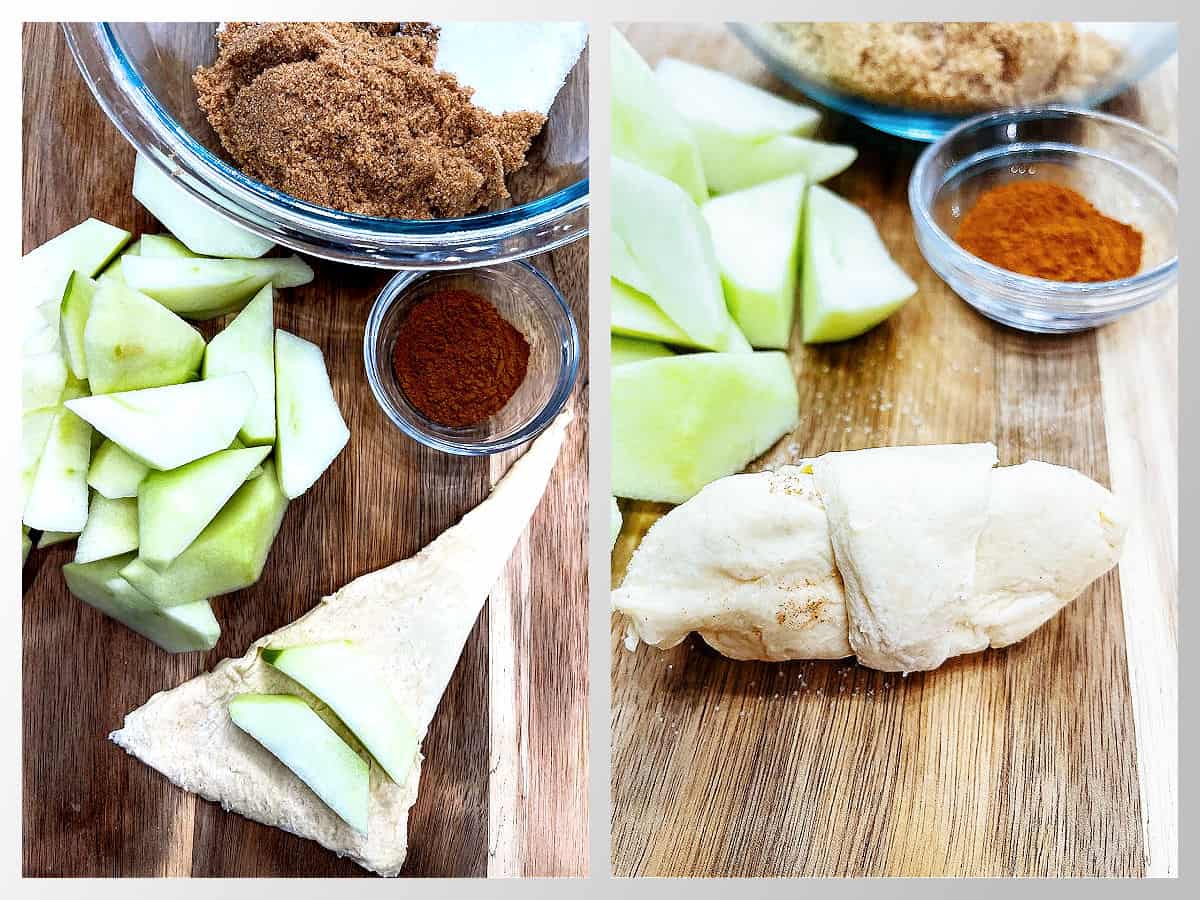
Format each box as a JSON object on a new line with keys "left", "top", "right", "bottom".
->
{"left": 613, "top": 442, "right": 1126, "bottom": 673}
{"left": 110, "top": 410, "right": 571, "bottom": 876}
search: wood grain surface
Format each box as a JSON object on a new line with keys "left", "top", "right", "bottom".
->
{"left": 21, "top": 22, "right": 589, "bottom": 878}
{"left": 610, "top": 24, "right": 1178, "bottom": 878}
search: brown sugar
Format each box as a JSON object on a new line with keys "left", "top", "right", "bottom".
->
{"left": 772, "top": 23, "right": 1119, "bottom": 114}
{"left": 194, "top": 23, "right": 546, "bottom": 219}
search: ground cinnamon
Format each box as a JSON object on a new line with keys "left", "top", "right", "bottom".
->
{"left": 392, "top": 289, "right": 530, "bottom": 427}
{"left": 193, "top": 23, "right": 546, "bottom": 219}
{"left": 955, "top": 181, "right": 1143, "bottom": 282}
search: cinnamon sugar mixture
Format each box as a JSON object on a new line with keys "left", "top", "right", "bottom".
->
{"left": 194, "top": 23, "right": 546, "bottom": 219}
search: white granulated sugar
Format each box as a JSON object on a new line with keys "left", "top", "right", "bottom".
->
{"left": 432, "top": 22, "right": 588, "bottom": 116}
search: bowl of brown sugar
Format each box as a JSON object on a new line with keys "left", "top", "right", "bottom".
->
{"left": 910, "top": 106, "right": 1178, "bottom": 332}
{"left": 363, "top": 262, "right": 579, "bottom": 455}
{"left": 65, "top": 22, "right": 589, "bottom": 268}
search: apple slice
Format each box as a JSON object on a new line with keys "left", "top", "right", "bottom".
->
{"left": 120, "top": 458, "right": 288, "bottom": 607}
{"left": 610, "top": 497, "right": 622, "bottom": 551}
{"left": 66, "top": 374, "right": 256, "bottom": 471}
{"left": 702, "top": 135, "right": 857, "bottom": 195}
{"left": 95, "top": 238, "right": 141, "bottom": 288}
{"left": 655, "top": 57, "right": 820, "bottom": 142}
{"left": 122, "top": 255, "right": 313, "bottom": 321}
{"left": 702, "top": 173, "right": 806, "bottom": 349}
{"left": 203, "top": 286, "right": 276, "bottom": 445}
{"left": 138, "top": 445, "right": 272, "bottom": 571}
{"left": 22, "top": 349, "right": 67, "bottom": 413}
{"left": 613, "top": 352, "right": 799, "bottom": 503}
{"left": 612, "top": 335, "right": 675, "bottom": 367}
{"left": 75, "top": 494, "right": 139, "bottom": 564}
{"left": 611, "top": 28, "right": 707, "bottom": 203}
{"left": 275, "top": 330, "right": 349, "bottom": 499}
{"left": 59, "top": 272, "right": 97, "bottom": 379}
{"left": 21, "top": 218, "right": 131, "bottom": 307}
{"left": 611, "top": 280, "right": 696, "bottom": 348}
{"left": 802, "top": 184, "right": 918, "bottom": 343}
{"left": 63, "top": 553, "right": 219, "bottom": 653}
{"left": 262, "top": 641, "right": 420, "bottom": 785}
{"left": 228, "top": 693, "right": 369, "bottom": 833}
{"left": 139, "top": 234, "right": 197, "bottom": 259}
{"left": 21, "top": 408, "right": 58, "bottom": 510}
{"left": 83, "top": 280, "right": 206, "bottom": 394}
{"left": 87, "top": 439, "right": 151, "bottom": 499}
{"left": 133, "top": 154, "right": 274, "bottom": 259}
{"left": 24, "top": 384, "right": 93, "bottom": 533}
{"left": 38, "top": 530, "right": 77, "bottom": 549}
{"left": 612, "top": 158, "right": 749, "bottom": 353}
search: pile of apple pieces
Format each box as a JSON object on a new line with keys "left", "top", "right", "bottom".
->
{"left": 232, "top": 641, "right": 420, "bottom": 833}
{"left": 21, "top": 155, "right": 349, "bottom": 654}
{"left": 609, "top": 31, "right": 918, "bottom": 506}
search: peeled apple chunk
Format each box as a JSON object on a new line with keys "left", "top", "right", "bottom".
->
{"left": 66, "top": 374, "right": 256, "bottom": 471}
{"left": 59, "top": 273, "right": 97, "bottom": 380}
{"left": 274, "top": 330, "right": 350, "bottom": 499}
{"left": 703, "top": 135, "right": 857, "bottom": 195}
{"left": 611, "top": 28, "right": 707, "bottom": 203}
{"left": 138, "top": 446, "right": 272, "bottom": 572}
{"left": 612, "top": 158, "right": 749, "bottom": 353}
{"left": 612, "top": 335, "right": 675, "bottom": 367}
{"left": 261, "top": 641, "right": 420, "bottom": 786}
{"left": 612, "top": 352, "right": 799, "bottom": 504}
{"left": 22, "top": 350, "right": 68, "bottom": 414}
{"left": 83, "top": 280, "right": 206, "bottom": 394}
{"left": 120, "top": 458, "right": 289, "bottom": 607}
{"left": 133, "top": 154, "right": 274, "bottom": 259}
{"left": 228, "top": 693, "right": 369, "bottom": 833}
{"left": 655, "top": 57, "right": 820, "bottom": 141}
{"left": 122, "top": 255, "right": 313, "bottom": 320}
{"left": 139, "top": 233, "right": 196, "bottom": 259}
{"left": 702, "top": 173, "right": 806, "bottom": 349}
{"left": 203, "top": 286, "right": 276, "bottom": 445}
{"left": 21, "top": 218, "right": 131, "bottom": 306}
{"left": 610, "top": 280, "right": 696, "bottom": 348}
{"left": 63, "top": 553, "right": 219, "bottom": 654}
{"left": 802, "top": 185, "right": 918, "bottom": 343}
{"left": 75, "top": 494, "right": 139, "bottom": 564}
{"left": 88, "top": 439, "right": 151, "bottom": 499}
{"left": 24, "top": 398, "right": 93, "bottom": 533}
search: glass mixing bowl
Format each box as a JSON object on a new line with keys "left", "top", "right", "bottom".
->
{"left": 731, "top": 22, "right": 1177, "bottom": 142}
{"left": 64, "top": 22, "right": 589, "bottom": 269}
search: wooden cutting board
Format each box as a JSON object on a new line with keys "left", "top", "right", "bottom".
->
{"left": 21, "top": 22, "right": 589, "bottom": 878}
{"left": 611, "top": 24, "right": 1177, "bottom": 878}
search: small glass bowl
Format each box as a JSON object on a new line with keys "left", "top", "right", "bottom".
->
{"left": 909, "top": 106, "right": 1178, "bottom": 333}
{"left": 364, "top": 262, "right": 579, "bottom": 455}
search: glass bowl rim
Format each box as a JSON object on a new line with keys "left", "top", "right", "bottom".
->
{"left": 363, "top": 262, "right": 581, "bottom": 456}
{"left": 64, "top": 22, "right": 590, "bottom": 251}
{"left": 908, "top": 104, "right": 1179, "bottom": 302}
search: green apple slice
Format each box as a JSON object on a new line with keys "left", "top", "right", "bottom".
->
{"left": 612, "top": 335, "right": 675, "bottom": 367}
{"left": 122, "top": 255, "right": 313, "bottom": 320}
{"left": 38, "top": 530, "right": 77, "bottom": 549}
{"left": 228, "top": 693, "right": 369, "bottom": 833}
{"left": 702, "top": 173, "right": 806, "bottom": 349}
{"left": 611, "top": 28, "right": 707, "bottom": 203}
{"left": 133, "top": 154, "right": 274, "bottom": 259}
{"left": 65, "top": 374, "right": 256, "bottom": 471}
{"left": 802, "top": 184, "right": 918, "bottom": 343}
{"left": 613, "top": 352, "right": 799, "bottom": 503}
{"left": 138, "top": 445, "right": 272, "bottom": 571}
{"left": 24, "top": 391, "right": 93, "bottom": 533}
{"left": 87, "top": 439, "right": 151, "bottom": 499}
{"left": 63, "top": 553, "right": 219, "bottom": 653}
{"left": 21, "top": 218, "right": 131, "bottom": 307}
{"left": 59, "top": 272, "right": 97, "bottom": 379}
{"left": 95, "top": 238, "right": 141, "bottom": 288}
{"left": 203, "top": 285, "right": 276, "bottom": 445}
{"left": 612, "top": 158, "right": 749, "bottom": 353}
{"left": 275, "top": 330, "right": 349, "bottom": 499}
{"left": 611, "top": 280, "right": 696, "bottom": 348}
{"left": 655, "top": 57, "right": 820, "bottom": 142}
{"left": 83, "top": 280, "right": 206, "bottom": 394}
{"left": 21, "top": 408, "right": 58, "bottom": 510}
{"left": 22, "top": 349, "right": 67, "bottom": 413}
{"left": 261, "top": 641, "right": 419, "bottom": 785}
{"left": 702, "top": 134, "right": 857, "bottom": 195}
{"left": 75, "top": 494, "right": 139, "bottom": 564}
{"left": 139, "top": 234, "right": 197, "bottom": 259}
{"left": 120, "top": 458, "right": 288, "bottom": 607}
{"left": 610, "top": 497, "right": 622, "bottom": 551}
